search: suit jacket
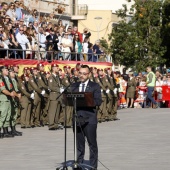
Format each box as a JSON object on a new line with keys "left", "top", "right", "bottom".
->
{"left": 46, "top": 34, "right": 59, "bottom": 51}
{"left": 71, "top": 80, "right": 102, "bottom": 125}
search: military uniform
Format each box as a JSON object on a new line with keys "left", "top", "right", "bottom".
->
{"left": 37, "top": 71, "right": 49, "bottom": 125}
{"left": 29, "top": 70, "right": 43, "bottom": 127}
{"left": 48, "top": 65, "right": 62, "bottom": 130}
{"left": 0, "top": 69, "right": 13, "bottom": 138}
{"left": 59, "top": 73, "right": 73, "bottom": 127}
{"left": 19, "top": 75, "right": 33, "bottom": 128}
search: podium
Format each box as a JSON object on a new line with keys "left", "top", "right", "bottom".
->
{"left": 56, "top": 92, "right": 95, "bottom": 170}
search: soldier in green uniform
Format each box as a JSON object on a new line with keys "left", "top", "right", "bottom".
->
{"left": 48, "top": 63, "right": 62, "bottom": 130}
{"left": 0, "top": 66, "right": 15, "bottom": 138}
{"left": 8, "top": 68, "right": 22, "bottom": 136}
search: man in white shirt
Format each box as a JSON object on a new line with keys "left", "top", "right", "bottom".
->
{"left": 16, "top": 26, "right": 29, "bottom": 58}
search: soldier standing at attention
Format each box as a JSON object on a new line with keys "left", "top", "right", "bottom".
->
{"left": 0, "top": 66, "right": 15, "bottom": 138}
{"left": 48, "top": 63, "right": 62, "bottom": 130}
{"left": 29, "top": 67, "right": 45, "bottom": 127}
{"left": 19, "top": 74, "right": 33, "bottom": 128}
{"left": 8, "top": 68, "right": 22, "bottom": 136}
{"left": 60, "top": 65, "right": 73, "bottom": 128}
{"left": 37, "top": 63, "right": 49, "bottom": 126}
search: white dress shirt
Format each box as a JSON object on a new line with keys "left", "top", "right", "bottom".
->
{"left": 16, "top": 32, "right": 29, "bottom": 50}
{"left": 79, "top": 79, "right": 89, "bottom": 92}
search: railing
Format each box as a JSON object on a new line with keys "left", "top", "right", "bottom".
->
{"left": 72, "top": 4, "right": 88, "bottom": 16}
{"left": 0, "top": 48, "right": 112, "bottom": 63}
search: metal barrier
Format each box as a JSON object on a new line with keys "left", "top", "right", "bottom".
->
{"left": 0, "top": 48, "right": 112, "bottom": 63}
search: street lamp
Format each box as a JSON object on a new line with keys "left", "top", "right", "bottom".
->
{"left": 94, "top": 16, "right": 103, "bottom": 40}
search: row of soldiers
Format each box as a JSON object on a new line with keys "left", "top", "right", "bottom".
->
{"left": 0, "top": 63, "right": 120, "bottom": 138}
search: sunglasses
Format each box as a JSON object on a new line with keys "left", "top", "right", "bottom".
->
{"left": 20, "top": 30, "right": 24, "bottom": 31}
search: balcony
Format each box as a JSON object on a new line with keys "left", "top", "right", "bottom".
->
{"left": 71, "top": 4, "right": 88, "bottom": 20}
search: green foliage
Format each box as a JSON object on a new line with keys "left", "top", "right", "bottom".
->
{"left": 109, "top": 0, "right": 167, "bottom": 72}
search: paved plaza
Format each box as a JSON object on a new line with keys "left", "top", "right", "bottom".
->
{"left": 0, "top": 108, "right": 170, "bottom": 170}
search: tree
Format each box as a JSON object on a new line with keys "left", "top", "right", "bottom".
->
{"left": 109, "top": 0, "right": 166, "bottom": 72}
{"left": 162, "top": 0, "right": 170, "bottom": 67}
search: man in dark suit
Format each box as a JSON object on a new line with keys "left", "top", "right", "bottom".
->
{"left": 71, "top": 65, "right": 102, "bottom": 170}
{"left": 46, "top": 29, "right": 59, "bottom": 61}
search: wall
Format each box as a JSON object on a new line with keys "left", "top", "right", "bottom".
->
{"left": 78, "top": 10, "right": 120, "bottom": 44}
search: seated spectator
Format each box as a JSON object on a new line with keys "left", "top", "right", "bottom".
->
{"left": 33, "top": 21, "right": 39, "bottom": 33}
{"left": 16, "top": 26, "right": 29, "bottom": 59}
{"left": 6, "top": 2, "right": 17, "bottom": 22}
{"left": 0, "top": 2, "right": 8, "bottom": 12}
{"left": 29, "top": 9, "right": 38, "bottom": 23}
{"left": 0, "top": 24, "right": 8, "bottom": 58}
{"left": 4, "top": 15, "right": 11, "bottom": 25}
{"left": 14, "top": 1, "right": 22, "bottom": 21}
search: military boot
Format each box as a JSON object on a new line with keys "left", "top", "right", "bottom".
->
{"left": 0, "top": 128, "right": 3, "bottom": 139}
{"left": 11, "top": 126, "right": 22, "bottom": 136}
{"left": 3, "top": 127, "right": 14, "bottom": 138}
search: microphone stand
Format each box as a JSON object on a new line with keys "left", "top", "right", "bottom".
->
{"left": 56, "top": 83, "right": 72, "bottom": 170}
{"left": 56, "top": 84, "right": 95, "bottom": 170}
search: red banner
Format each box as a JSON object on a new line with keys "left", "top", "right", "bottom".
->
{"left": 162, "top": 86, "right": 170, "bottom": 100}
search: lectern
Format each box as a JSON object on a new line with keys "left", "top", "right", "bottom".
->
{"left": 56, "top": 92, "right": 95, "bottom": 170}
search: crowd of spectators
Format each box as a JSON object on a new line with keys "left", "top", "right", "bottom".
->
{"left": 0, "top": 1, "right": 107, "bottom": 61}
{"left": 117, "top": 69, "right": 170, "bottom": 109}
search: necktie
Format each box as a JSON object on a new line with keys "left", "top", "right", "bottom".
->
{"left": 82, "top": 83, "right": 85, "bottom": 92}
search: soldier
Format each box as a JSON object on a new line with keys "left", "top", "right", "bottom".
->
{"left": 111, "top": 71, "right": 120, "bottom": 120}
{"left": 8, "top": 68, "right": 22, "bottom": 136}
{"left": 29, "top": 67, "right": 45, "bottom": 127}
{"left": 60, "top": 65, "right": 73, "bottom": 128}
{"left": 19, "top": 74, "right": 34, "bottom": 128}
{"left": 48, "top": 63, "right": 63, "bottom": 130}
{"left": 0, "top": 65, "right": 15, "bottom": 138}
{"left": 104, "top": 68, "right": 118, "bottom": 121}
{"left": 12, "top": 64, "right": 22, "bottom": 124}
{"left": 71, "top": 68, "right": 79, "bottom": 83}
{"left": 95, "top": 69, "right": 108, "bottom": 122}
{"left": 37, "top": 63, "right": 49, "bottom": 125}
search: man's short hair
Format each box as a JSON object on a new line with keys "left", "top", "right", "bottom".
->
{"left": 80, "top": 65, "right": 90, "bottom": 72}
{"left": 1, "top": 2, "right": 8, "bottom": 6}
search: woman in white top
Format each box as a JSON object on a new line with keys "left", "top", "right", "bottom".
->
{"left": 61, "top": 32, "right": 73, "bottom": 60}
{"left": 82, "top": 37, "right": 89, "bottom": 61}
{"left": 6, "top": 3, "right": 17, "bottom": 22}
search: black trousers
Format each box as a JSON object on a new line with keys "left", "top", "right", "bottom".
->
{"left": 76, "top": 123, "right": 98, "bottom": 169}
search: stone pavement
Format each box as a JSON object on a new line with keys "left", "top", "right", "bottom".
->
{"left": 0, "top": 108, "right": 170, "bottom": 170}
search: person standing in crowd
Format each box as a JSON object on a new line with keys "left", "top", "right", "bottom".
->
{"left": 126, "top": 72, "right": 136, "bottom": 108}
{"left": 61, "top": 32, "right": 73, "bottom": 60}
{"left": 0, "top": 65, "right": 15, "bottom": 138}
{"left": 71, "top": 65, "right": 102, "bottom": 170}
{"left": 146, "top": 66, "right": 158, "bottom": 109}
{"left": 72, "top": 33, "right": 82, "bottom": 61}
